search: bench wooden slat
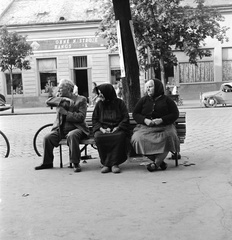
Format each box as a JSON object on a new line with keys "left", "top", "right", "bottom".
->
{"left": 61, "top": 112, "right": 186, "bottom": 143}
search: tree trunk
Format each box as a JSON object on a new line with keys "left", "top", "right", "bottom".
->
{"left": 10, "top": 70, "right": 14, "bottom": 113}
{"left": 112, "top": 0, "right": 140, "bottom": 112}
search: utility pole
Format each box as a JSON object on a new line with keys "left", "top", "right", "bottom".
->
{"left": 112, "top": 0, "right": 140, "bottom": 111}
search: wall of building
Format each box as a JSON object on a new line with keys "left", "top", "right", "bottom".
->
{"left": 0, "top": 22, "right": 117, "bottom": 107}
{"left": 174, "top": 9, "right": 232, "bottom": 100}
{"left": 1, "top": 4, "right": 231, "bottom": 105}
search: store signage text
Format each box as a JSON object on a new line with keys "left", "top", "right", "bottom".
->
{"left": 29, "top": 37, "right": 106, "bottom": 51}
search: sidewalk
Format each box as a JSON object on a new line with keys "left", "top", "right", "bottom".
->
{"left": 1, "top": 99, "right": 232, "bottom": 240}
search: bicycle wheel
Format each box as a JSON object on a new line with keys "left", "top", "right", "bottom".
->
{"left": 33, "top": 123, "right": 53, "bottom": 157}
{"left": 0, "top": 130, "right": 10, "bottom": 158}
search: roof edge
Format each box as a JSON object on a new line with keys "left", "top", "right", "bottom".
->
{"left": 0, "top": 0, "right": 15, "bottom": 19}
{"left": 0, "top": 19, "right": 102, "bottom": 28}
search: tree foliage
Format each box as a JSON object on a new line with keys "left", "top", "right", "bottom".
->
{"left": 95, "top": 0, "right": 229, "bottom": 85}
{"left": 0, "top": 26, "right": 33, "bottom": 72}
{"left": 0, "top": 26, "right": 33, "bottom": 112}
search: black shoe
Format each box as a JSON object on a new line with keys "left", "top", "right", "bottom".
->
{"left": 73, "top": 164, "right": 81, "bottom": 172}
{"left": 160, "top": 161, "right": 168, "bottom": 170}
{"left": 146, "top": 163, "right": 158, "bottom": 172}
{"left": 35, "top": 164, "right": 53, "bottom": 170}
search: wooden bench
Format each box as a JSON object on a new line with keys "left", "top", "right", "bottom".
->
{"left": 58, "top": 112, "right": 186, "bottom": 168}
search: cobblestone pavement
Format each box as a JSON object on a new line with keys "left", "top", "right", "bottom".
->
{"left": 1, "top": 105, "right": 232, "bottom": 240}
{"left": 182, "top": 107, "right": 232, "bottom": 153}
{"left": 0, "top": 113, "right": 56, "bottom": 158}
{"left": 1, "top": 106, "right": 232, "bottom": 160}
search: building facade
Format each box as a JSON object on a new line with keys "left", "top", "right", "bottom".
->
{"left": 173, "top": 3, "right": 232, "bottom": 100}
{"left": 0, "top": 0, "right": 232, "bottom": 106}
{"left": 0, "top": 0, "right": 134, "bottom": 107}
{"left": 0, "top": 21, "right": 126, "bottom": 107}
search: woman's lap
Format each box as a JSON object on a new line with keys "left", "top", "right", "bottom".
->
{"left": 94, "top": 131, "right": 128, "bottom": 167}
{"left": 131, "top": 124, "right": 180, "bottom": 155}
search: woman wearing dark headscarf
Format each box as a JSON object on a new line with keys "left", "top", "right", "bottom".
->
{"left": 131, "top": 79, "right": 180, "bottom": 172}
{"left": 92, "top": 83, "right": 129, "bottom": 173}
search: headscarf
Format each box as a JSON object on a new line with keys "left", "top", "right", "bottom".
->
{"left": 152, "top": 78, "right": 164, "bottom": 99}
{"left": 97, "top": 83, "right": 117, "bottom": 102}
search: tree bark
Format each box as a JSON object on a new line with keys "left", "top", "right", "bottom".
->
{"left": 10, "top": 70, "right": 14, "bottom": 113}
{"left": 112, "top": 0, "right": 140, "bottom": 112}
{"left": 159, "top": 57, "right": 166, "bottom": 90}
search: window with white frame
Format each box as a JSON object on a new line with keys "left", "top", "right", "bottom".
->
{"left": 5, "top": 72, "right": 23, "bottom": 95}
{"left": 38, "top": 58, "right": 57, "bottom": 96}
{"left": 222, "top": 47, "right": 232, "bottom": 82}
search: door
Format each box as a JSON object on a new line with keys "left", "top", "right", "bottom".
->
{"left": 222, "top": 84, "right": 232, "bottom": 104}
{"left": 74, "top": 69, "right": 89, "bottom": 102}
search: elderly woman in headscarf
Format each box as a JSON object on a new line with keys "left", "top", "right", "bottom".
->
{"left": 92, "top": 83, "right": 129, "bottom": 174}
{"left": 131, "top": 79, "right": 180, "bottom": 172}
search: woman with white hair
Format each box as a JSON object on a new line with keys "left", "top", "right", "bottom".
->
{"left": 131, "top": 79, "right": 180, "bottom": 172}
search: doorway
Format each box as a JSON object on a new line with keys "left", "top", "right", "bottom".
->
{"left": 74, "top": 69, "right": 89, "bottom": 102}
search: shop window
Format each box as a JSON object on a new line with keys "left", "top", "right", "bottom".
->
{"left": 111, "top": 69, "right": 121, "bottom": 85}
{"left": 38, "top": 58, "right": 57, "bottom": 95}
{"left": 5, "top": 73, "right": 23, "bottom": 95}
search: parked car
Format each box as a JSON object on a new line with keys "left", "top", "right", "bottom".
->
{"left": 200, "top": 82, "right": 232, "bottom": 107}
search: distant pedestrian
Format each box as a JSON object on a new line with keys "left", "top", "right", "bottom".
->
{"left": 91, "top": 82, "right": 99, "bottom": 107}
{"left": 115, "top": 80, "right": 123, "bottom": 100}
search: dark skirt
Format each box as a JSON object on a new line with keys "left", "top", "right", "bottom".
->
{"left": 131, "top": 124, "right": 180, "bottom": 155}
{"left": 94, "top": 131, "right": 128, "bottom": 167}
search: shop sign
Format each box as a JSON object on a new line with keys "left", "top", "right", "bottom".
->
{"left": 29, "top": 37, "right": 106, "bottom": 51}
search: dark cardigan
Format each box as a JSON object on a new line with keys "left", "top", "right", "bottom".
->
{"left": 92, "top": 98, "right": 129, "bottom": 134}
{"left": 133, "top": 95, "right": 179, "bottom": 126}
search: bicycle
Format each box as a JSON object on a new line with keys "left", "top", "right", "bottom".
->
{"left": 33, "top": 109, "right": 95, "bottom": 158}
{"left": 0, "top": 130, "right": 10, "bottom": 158}
{"left": 33, "top": 123, "right": 53, "bottom": 157}
{"left": 0, "top": 105, "right": 11, "bottom": 158}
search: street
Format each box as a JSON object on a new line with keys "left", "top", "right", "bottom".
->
{"left": 1, "top": 105, "right": 232, "bottom": 240}
{"left": 1, "top": 106, "right": 232, "bottom": 159}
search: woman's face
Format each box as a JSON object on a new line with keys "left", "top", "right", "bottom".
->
{"left": 98, "top": 90, "right": 105, "bottom": 101}
{"left": 145, "top": 80, "right": 154, "bottom": 97}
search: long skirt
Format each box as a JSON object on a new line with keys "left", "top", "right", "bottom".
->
{"left": 131, "top": 124, "right": 180, "bottom": 155}
{"left": 94, "top": 131, "right": 128, "bottom": 167}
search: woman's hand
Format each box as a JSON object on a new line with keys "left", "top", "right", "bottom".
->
{"left": 144, "top": 118, "right": 163, "bottom": 126}
{"left": 100, "top": 127, "right": 111, "bottom": 134}
{"left": 152, "top": 118, "right": 163, "bottom": 125}
{"left": 112, "top": 127, "right": 119, "bottom": 133}
{"left": 144, "top": 118, "right": 153, "bottom": 126}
